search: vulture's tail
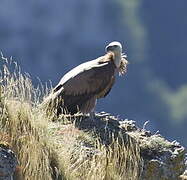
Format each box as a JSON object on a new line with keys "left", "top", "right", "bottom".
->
{"left": 41, "top": 88, "right": 64, "bottom": 117}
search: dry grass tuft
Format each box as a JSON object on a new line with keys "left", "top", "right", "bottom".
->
{"left": 74, "top": 138, "right": 142, "bottom": 180}
{"left": 0, "top": 54, "right": 63, "bottom": 179}
{"left": 49, "top": 119, "right": 143, "bottom": 180}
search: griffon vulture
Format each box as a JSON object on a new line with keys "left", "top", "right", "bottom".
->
{"left": 45, "top": 41, "right": 128, "bottom": 117}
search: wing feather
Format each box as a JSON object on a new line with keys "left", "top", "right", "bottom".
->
{"left": 54, "top": 57, "right": 116, "bottom": 97}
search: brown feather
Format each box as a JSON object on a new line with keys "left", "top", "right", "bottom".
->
{"left": 100, "top": 52, "right": 128, "bottom": 75}
{"left": 62, "top": 54, "right": 115, "bottom": 96}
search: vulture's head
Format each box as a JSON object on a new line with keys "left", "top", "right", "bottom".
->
{"left": 105, "top": 41, "right": 124, "bottom": 68}
{"left": 105, "top": 41, "right": 122, "bottom": 55}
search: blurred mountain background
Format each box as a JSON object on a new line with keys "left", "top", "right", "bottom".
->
{"left": 0, "top": 0, "right": 187, "bottom": 146}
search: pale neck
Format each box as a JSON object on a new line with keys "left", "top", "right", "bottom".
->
{"left": 114, "top": 52, "right": 121, "bottom": 68}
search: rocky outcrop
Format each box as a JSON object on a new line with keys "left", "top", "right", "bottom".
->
{"left": 49, "top": 112, "right": 186, "bottom": 180}
{"left": 0, "top": 109, "right": 186, "bottom": 180}
{"left": 0, "top": 143, "right": 18, "bottom": 180}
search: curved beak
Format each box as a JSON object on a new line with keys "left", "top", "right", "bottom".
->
{"left": 105, "top": 45, "right": 113, "bottom": 52}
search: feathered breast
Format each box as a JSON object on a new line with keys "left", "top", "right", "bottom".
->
{"left": 100, "top": 52, "right": 128, "bottom": 76}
